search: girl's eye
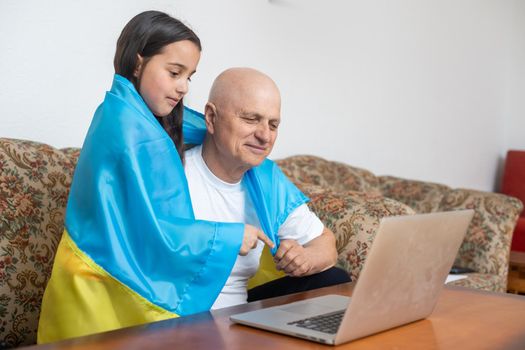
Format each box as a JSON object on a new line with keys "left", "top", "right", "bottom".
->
{"left": 187, "top": 77, "right": 192, "bottom": 82}
{"left": 170, "top": 71, "right": 179, "bottom": 77}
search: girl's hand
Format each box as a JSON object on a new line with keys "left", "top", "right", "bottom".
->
{"left": 239, "top": 225, "right": 274, "bottom": 256}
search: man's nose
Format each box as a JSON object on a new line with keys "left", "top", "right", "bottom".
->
{"left": 254, "top": 123, "right": 271, "bottom": 143}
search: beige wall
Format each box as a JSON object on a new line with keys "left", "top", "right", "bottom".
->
{"left": 1, "top": 0, "right": 524, "bottom": 191}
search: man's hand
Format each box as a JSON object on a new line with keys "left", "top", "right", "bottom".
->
{"left": 273, "top": 240, "right": 312, "bottom": 277}
{"left": 274, "top": 228, "right": 338, "bottom": 277}
{"left": 239, "top": 224, "right": 274, "bottom": 256}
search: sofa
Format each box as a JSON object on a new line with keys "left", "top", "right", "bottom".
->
{"left": 0, "top": 138, "right": 523, "bottom": 348}
{"left": 276, "top": 155, "right": 523, "bottom": 288}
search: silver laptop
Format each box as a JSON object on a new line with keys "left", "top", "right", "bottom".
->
{"left": 230, "top": 210, "right": 474, "bottom": 345}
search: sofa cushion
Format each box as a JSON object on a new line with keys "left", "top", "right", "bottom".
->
{"left": 378, "top": 176, "right": 449, "bottom": 213}
{"left": 0, "top": 138, "right": 78, "bottom": 348}
{"left": 276, "top": 155, "right": 382, "bottom": 195}
{"left": 299, "top": 184, "right": 415, "bottom": 281}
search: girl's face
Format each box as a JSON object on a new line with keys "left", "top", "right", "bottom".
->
{"left": 135, "top": 40, "right": 201, "bottom": 117}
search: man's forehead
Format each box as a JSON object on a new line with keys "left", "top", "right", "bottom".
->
{"left": 231, "top": 86, "right": 281, "bottom": 116}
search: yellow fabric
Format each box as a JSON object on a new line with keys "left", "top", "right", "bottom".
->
{"left": 37, "top": 230, "right": 177, "bottom": 344}
{"left": 247, "top": 245, "right": 286, "bottom": 290}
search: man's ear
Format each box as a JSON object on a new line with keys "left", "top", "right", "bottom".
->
{"left": 134, "top": 54, "right": 144, "bottom": 78}
{"left": 204, "top": 102, "right": 217, "bottom": 134}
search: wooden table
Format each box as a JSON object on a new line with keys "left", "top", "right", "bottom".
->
{"left": 24, "top": 283, "right": 525, "bottom": 349}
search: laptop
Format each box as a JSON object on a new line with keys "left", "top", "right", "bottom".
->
{"left": 230, "top": 210, "right": 474, "bottom": 345}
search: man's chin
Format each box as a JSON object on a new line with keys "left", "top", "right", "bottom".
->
{"left": 243, "top": 155, "right": 267, "bottom": 168}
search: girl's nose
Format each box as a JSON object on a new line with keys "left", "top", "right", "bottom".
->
{"left": 176, "top": 79, "right": 189, "bottom": 95}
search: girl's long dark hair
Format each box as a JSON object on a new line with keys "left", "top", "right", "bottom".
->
{"left": 114, "top": 11, "right": 201, "bottom": 160}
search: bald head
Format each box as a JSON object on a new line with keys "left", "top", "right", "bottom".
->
{"left": 208, "top": 67, "right": 281, "bottom": 113}
{"left": 202, "top": 67, "right": 282, "bottom": 182}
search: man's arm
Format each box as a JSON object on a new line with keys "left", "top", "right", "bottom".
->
{"left": 273, "top": 227, "right": 338, "bottom": 277}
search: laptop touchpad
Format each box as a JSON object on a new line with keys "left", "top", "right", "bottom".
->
{"left": 282, "top": 303, "right": 332, "bottom": 316}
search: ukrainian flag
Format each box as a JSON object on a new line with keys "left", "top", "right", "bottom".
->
{"left": 37, "top": 75, "right": 307, "bottom": 343}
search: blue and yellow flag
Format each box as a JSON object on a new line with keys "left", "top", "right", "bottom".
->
{"left": 37, "top": 75, "right": 307, "bottom": 343}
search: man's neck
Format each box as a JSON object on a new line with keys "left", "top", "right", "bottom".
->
{"left": 201, "top": 139, "right": 247, "bottom": 184}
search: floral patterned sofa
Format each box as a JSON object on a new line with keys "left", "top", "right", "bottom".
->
{"left": 0, "top": 138, "right": 523, "bottom": 348}
{"left": 276, "top": 155, "right": 523, "bottom": 291}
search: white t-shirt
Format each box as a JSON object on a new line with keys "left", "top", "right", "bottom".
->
{"left": 184, "top": 145, "right": 324, "bottom": 309}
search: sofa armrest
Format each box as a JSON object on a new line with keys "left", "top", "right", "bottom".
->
{"left": 0, "top": 138, "right": 78, "bottom": 347}
{"left": 439, "top": 189, "right": 523, "bottom": 288}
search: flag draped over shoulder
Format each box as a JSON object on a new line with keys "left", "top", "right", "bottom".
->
{"left": 37, "top": 75, "right": 307, "bottom": 343}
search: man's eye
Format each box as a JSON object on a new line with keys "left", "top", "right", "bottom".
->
{"left": 270, "top": 123, "right": 279, "bottom": 130}
{"left": 243, "top": 117, "right": 258, "bottom": 123}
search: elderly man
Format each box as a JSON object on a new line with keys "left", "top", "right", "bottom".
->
{"left": 184, "top": 67, "right": 349, "bottom": 309}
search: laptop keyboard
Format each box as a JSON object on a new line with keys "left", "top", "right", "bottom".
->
{"left": 287, "top": 310, "right": 345, "bottom": 334}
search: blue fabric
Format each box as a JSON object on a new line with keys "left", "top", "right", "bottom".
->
{"left": 65, "top": 74, "right": 307, "bottom": 316}
{"left": 244, "top": 160, "right": 308, "bottom": 253}
{"left": 182, "top": 106, "right": 207, "bottom": 145}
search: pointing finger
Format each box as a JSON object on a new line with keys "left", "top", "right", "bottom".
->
{"left": 256, "top": 230, "right": 275, "bottom": 249}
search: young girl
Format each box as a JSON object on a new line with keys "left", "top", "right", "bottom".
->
{"left": 113, "top": 10, "right": 200, "bottom": 158}
{"left": 37, "top": 11, "right": 247, "bottom": 343}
